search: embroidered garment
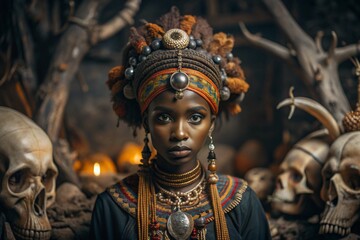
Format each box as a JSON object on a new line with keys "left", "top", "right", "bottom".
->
{"left": 90, "top": 174, "right": 271, "bottom": 240}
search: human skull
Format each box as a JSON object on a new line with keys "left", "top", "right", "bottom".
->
{"left": 244, "top": 168, "right": 274, "bottom": 201}
{"left": 319, "top": 132, "right": 360, "bottom": 236}
{"left": 272, "top": 134, "right": 329, "bottom": 216}
{"left": 0, "top": 107, "right": 58, "bottom": 240}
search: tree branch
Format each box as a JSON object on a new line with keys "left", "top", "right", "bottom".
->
{"left": 327, "top": 31, "right": 338, "bottom": 61}
{"left": 35, "top": 0, "right": 140, "bottom": 186}
{"left": 245, "top": 0, "right": 352, "bottom": 125}
{"left": 239, "top": 22, "right": 291, "bottom": 61}
{"left": 96, "top": 0, "right": 141, "bottom": 42}
{"left": 262, "top": 0, "right": 315, "bottom": 51}
{"left": 334, "top": 42, "right": 360, "bottom": 63}
{"left": 315, "top": 31, "right": 324, "bottom": 53}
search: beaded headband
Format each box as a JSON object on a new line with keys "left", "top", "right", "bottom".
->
{"left": 138, "top": 68, "right": 220, "bottom": 114}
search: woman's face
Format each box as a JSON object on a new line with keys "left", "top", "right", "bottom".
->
{"left": 146, "top": 90, "right": 215, "bottom": 172}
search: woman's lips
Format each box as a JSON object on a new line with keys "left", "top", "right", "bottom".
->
{"left": 168, "top": 146, "right": 191, "bottom": 158}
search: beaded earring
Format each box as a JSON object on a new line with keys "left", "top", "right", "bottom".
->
{"left": 207, "top": 131, "right": 230, "bottom": 240}
{"left": 137, "top": 131, "right": 153, "bottom": 240}
{"left": 207, "top": 133, "right": 218, "bottom": 183}
{"left": 141, "top": 131, "right": 152, "bottom": 168}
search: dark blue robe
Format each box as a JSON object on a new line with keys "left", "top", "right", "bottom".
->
{"left": 90, "top": 174, "right": 271, "bottom": 240}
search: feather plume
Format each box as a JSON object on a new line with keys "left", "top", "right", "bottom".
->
{"left": 157, "top": 6, "right": 180, "bottom": 31}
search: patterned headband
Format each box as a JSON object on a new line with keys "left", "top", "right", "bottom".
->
{"left": 138, "top": 67, "right": 220, "bottom": 114}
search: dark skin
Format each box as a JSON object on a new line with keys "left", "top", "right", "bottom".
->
{"left": 144, "top": 90, "right": 215, "bottom": 191}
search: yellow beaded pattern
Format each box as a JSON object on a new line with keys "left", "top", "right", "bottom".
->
{"left": 162, "top": 29, "right": 190, "bottom": 50}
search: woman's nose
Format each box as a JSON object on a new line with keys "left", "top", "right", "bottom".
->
{"left": 170, "top": 120, "right": 189, "bottom": 141}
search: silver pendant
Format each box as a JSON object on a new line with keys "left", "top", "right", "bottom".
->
{"left": 167, "top": 209, "right": 194, "bottom": 240}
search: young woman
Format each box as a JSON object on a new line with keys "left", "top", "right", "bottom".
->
{"left": 90, "top": 7, "right": 270, "bottom": 240}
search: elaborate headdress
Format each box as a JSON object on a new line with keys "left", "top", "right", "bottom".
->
{"left": 106, "top": 7, "right": 249, "bottom": 240}
{"left": 107, "top": 6, "right": 248, "bottom": 129}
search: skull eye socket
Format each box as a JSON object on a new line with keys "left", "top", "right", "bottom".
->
{"left": 341, "top": 166, "right": 360, "bottom": 191}
{"left": 323, "top": 168, "right": 332, "bottom": 181}
{"left": 322, "top": 163, "right": 334, "bottom": 183}
{"left": 8, "top": 168, "right": 31, "bottom": 193}
{"left": 290, "top": 169, "right": 302, "bottom": 183}
{"left": 41, "top": 169, "right": 56, "bottom": 193}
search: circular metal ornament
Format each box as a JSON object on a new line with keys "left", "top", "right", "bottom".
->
{"left": 170, "top": 71, "right": 190, "bottom": 99}
{"left": 195, "top": 39, "right": 203, "bottom": 47}
{"left": 123, "top": 84, "right": 135, "bottom": 99}
{"left": 212, "top": 55, "right": 222, "bottom": 64}
{"left": 220, "top": 86, "right": 231, "bottom": 101}
{"left": 142, "top": 46, "right": 151, "bottom": 56}
{"left": 226, "top": 52, "right": 234, "bottom": 61}
{"left": 162, "top": 29, "right": 190, "bottom": 50}
{"left": 209, "top": 143, "right": 215, "bottom": 151}
{"left": 167, "top": 209, "right": 194, "bottom": 240}
{"left": 195, "top": 216, "right": 206, "bottom": 229}
{"left": 151, "top": 39, "right": 161, "bottom": 50}
{"left": 188, "top": 40, "right": 196, "bottom": 49}
{"left": 138, "top": 54, "right": 147, "bottom": 62}
{"left": 124, "top": 67, "right": 134, "bottom": 80}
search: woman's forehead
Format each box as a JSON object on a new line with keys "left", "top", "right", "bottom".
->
{"left": 149, "top": 90, "right": 211, "bottom": 110}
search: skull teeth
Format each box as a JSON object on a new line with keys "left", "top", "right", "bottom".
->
{"left": 319, "top": 223, "right": 350, "bottom": 236}
{"left": 12, "top": 225, "right": 51, "bottom": 240}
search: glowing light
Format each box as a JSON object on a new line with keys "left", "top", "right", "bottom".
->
{"left": 131, "top": 152, "right": 142, "bottom": 165}
{"left": 93, "top": 162, "right": 101, "bottom": 176}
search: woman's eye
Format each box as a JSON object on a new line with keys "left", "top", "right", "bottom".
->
{"left": 189, "top": 114, "right": 203, "bottom": 123}
{"left": 157, "top": 114, "right": 171, "bottom": 122}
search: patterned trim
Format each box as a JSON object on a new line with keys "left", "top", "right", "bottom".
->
{"left": 107, "top": 174, "right": 248, "bottom": 228}
{"left": 137, "top": 68, "right": 220, "bottom": 114}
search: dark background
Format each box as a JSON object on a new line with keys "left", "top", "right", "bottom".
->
{"left": 1, "top": 0, "right": 360, "bottom": 177}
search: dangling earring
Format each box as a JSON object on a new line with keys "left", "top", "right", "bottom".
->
{"left": 140, "top": 131, "right": 151, "bottom": 168}
{"left": 137, "top": 130, "right": 153, "bottom": 240}
{"left": 207, "top": 131, "right": 230, "bottom": 240}
{"left": 207, "top": 133, "right": 217, "bottom": 183}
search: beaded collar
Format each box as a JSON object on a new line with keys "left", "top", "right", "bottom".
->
{"left": 107, "top": 174, "right": 248, "bottom": 229}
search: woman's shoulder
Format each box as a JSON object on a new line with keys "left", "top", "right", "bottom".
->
{"left": 216, "top": 174, "right": 250, "bottom": 212}
{"left": 217, "top": 174, "right": 248, "bottom": 190}
{"left": 103, "top": 173, "right": 140, "bottom": 218}
{"left": 218, "top": 175, "right": 271, "bottom": 239}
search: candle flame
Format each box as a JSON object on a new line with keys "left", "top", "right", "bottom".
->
{"left": 93, "top": 162, "right": 101, "bottom": 176}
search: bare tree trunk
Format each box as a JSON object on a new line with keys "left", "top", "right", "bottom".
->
{"left": 35, "top": 0, "right": 141, "bottom": 185}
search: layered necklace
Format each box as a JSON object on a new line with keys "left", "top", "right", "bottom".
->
{"left": 151, "top": 161, "right": 207, "bottom": 240}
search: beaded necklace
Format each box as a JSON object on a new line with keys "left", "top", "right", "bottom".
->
{"left": 150, "top": 161, "right": 207, "bottom": 240}
{"left": 153, "top": 161, "right": 202, "bottom": 188}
